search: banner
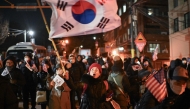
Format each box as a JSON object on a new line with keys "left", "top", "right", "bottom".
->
{"left": 42, "top": 0, "right": 121, "bottom": 38}
{"left": 53, "top": 75, "right": 65, "bottom": 87}
{"left": 1, "top": 67, "right": 9, "bottom": 76}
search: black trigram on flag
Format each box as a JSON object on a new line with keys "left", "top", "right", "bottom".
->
{"left": 61, "top": 21, "right": 74, "bottom": 32}
{"left": 57, "top": 0, "right": 68, "bottom": 11}
{"left": 97, "top": 17, "right": 110, "bottom": 29}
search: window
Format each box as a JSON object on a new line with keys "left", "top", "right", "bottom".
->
{"left": 123, "top": 33, "right": 128, "bottom": 41}
{"left": 119, "top": 8, "right": 122, "bottom": 16}
{"left": 123, "top": 4, "right": 126, "bottom": 13}
{"left": 184, "top": 12, "right": 190, "bottom": 28}
{"left": 117, "top": 38, "right": 120, "bottom": 45}
{"left": 173, "top": 0, "right": 178, "bottom": 8}
{"left": 148, "top": 44, "right": 160, "bottom": 53}
{"left": 174, "top": 18, "right": 179, "bottom": 32}
{"left": 147, "top": 8, "right": 153, "bottom": 16}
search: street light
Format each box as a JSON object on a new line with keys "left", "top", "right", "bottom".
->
{"left": 61, "top": 39, "right": 69, "bottom": 56}
{"left": 28, "top": 30, "right": 35, "bottom": 44}
{"left": 28, "top": 30, "right": 34, "bottom": 36}
{"left": 93, "top": 37, "right": 96, "bottom": 40}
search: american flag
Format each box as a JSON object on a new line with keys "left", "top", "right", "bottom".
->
{"left": 145, "top": 68, "right": 167, "bottom": 102}
{"left": 152, "top": 44, "right": 159, "bottom": 61}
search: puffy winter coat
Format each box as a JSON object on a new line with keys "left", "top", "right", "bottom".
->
{"left": 0, "top": 76, "right": 18, "bottom": 109}
{"left": 80, "top": 74, "right": 114, "bottom": 109}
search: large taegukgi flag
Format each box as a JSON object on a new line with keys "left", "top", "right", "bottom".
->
{"left": 42, "top": 0, "right": 121, "bottom": 38}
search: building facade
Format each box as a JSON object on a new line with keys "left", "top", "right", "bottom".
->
{"left": 103, "top": 0, "right": 170, "bottom": 69}
{"left": 168, "top": 0, "right": 190, "bottom": 60}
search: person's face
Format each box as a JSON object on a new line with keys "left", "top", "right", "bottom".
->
{"left": 77, "top": 56, "right": 81, "bottom": 61}
{"left": 24, "top": 56, "right": 31, "bottom": 62}
{"left": 102, "top": 57, "right": 107, "bottom": 62}
{"left": 140, "top": 76, "right": 148, "bottom": 85}
{"left": 143, "top": 61, "right": 149, "bottom": 67}
{"left": 182, "top": 60, "right": 187, "bottom": 64}
{"left": 69, "top": 57, "right": 76, "bottom": 63}
{"left": 43, "top": 64, "right": 49, "bottom": 71}
{"left": 56, "top": 68, "right": 63, "bottom": 75}
{"left": 6, "top": 60, "right": 14, "bottom": 67}
{"left": 170, "top": 79, "right": 187, "bottom": 95}
{"left": 90, "top": 67, "right": 101, "bottom": 78}
{"left": 135, "top": 59, "right": 139, "bottom": 63}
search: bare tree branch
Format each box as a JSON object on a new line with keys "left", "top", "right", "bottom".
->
{"left": 0, "top": 15, "right": 9, "bottom": 45}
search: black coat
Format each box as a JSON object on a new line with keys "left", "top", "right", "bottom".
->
{"left": 66, "top": 62, "right": 83, "bottom": 83}
{"left": 0, "top": 76, "right": 18, "bottom": 109}
{"left": 136, "top": 85, "right": 190, "bottom": 109}
{"left": 80, "top": 74, "right": 114, "bottom": 109}
{"left": 4, "top": 67, "right": 25, "bottom": 93}
{"left": 20, "top": 61, "right": 38, "bottom": 86}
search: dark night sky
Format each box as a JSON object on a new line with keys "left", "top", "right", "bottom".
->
{"left": 0, "top": 0, "right": 52, "bottom": 52}
{"left": 0, "top": 0, "right": 104, "bottom": 55}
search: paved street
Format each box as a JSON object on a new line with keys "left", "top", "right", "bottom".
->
{"left": 18, "top": 101, "right": 46, "bottom": 109}
{"left": 18, "top": 99, "right": 79, "bottom": 109}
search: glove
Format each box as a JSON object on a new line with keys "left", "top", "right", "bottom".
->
{"left": 10, "top": 79, "right": 17, "bottom": 84}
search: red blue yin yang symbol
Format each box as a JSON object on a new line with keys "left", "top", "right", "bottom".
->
{"left": 72, "top": 1, "right": 96, "bottom": 24}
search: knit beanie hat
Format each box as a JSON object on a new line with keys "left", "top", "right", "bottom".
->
{"left": 111, "top": 56, "right": 123, "bottom": 72}
{"left": 89, "top": 63, "right": 102, "bottom": 73}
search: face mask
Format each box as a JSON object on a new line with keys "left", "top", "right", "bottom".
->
{"left": 56, "top": 69, "right": 63, "bottom": 75}
{"left": 170, "top": 81, "right": 186, "bottom": 95}
{"left": 6, "top": 66, "right": 13, "bottom": 71}
{"left": 24, "top": 58, "right": 29, "bottom": 62}
{"left": 102, "top": 58, "right": 107, "bottom": 62}
{"left": 136, "top": 61, "right": 140, "bottom": 65}
{"left": 182, "top": 61, "right": 187, "bottom": 64}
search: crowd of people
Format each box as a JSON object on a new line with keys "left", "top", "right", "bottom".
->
{"left": 0, "top": 51, "right": 190, "bottom": 109}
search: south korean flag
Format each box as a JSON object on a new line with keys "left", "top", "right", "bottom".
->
{"left": 42, "top": 0, "right": 121, "bottom": 38}
{"left": 1, "top": 67, "right": 9, "bottom": 76}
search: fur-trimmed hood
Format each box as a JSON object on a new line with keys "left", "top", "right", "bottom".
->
{"left": 81, "top": 74, "right": 103, "bottom": 85}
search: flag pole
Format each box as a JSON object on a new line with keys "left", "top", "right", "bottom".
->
{"left": 36, "top": 0, "right": 66, "bottom": 75}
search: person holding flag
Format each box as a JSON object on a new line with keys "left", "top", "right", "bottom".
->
{"left": 135, "top": 66, "right": 190, "bottom": 109}
{"left": 1, "top": 55, "right": 25, "bottom": 102}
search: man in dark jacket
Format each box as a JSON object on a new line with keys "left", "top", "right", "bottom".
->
{"left": 77, "top": 55, "right": 86, "bottom": 74}
{"left": 98, "top": 52, "right": 113, "bottom": 80}
{"left": 66, "top": 54, "right": 83, "bottom": 109}
{"left": 136, "top": 66, "right": 190, "bottom": 109}
{"left": 126, "top": 57, "right": 141, "bottom": 106}
{"left": 20, "top": 52, "right": 38, "bottom": 109}
{"left": 0, "top": 75, "right": 18, "bottom": 109}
